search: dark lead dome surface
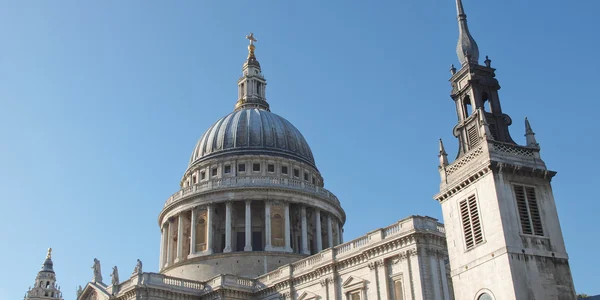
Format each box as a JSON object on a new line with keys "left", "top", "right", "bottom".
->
{"left": 189, "top": 108, "right": 316, "bottom": 168}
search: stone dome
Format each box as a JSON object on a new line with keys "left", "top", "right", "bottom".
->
{"left": 189, "top": 108, "right": 316, "bottom": 169}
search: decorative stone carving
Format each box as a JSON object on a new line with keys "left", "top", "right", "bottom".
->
{"left": 92, "top": 258, "right": 102, "bottom": 283}
{"left": 76, "top": 286, "right": 83, "bottom": 299}
{"left": 111, "top": 266, "right": 119, "bottom": 286}
{"left": 132, "top": 259, "right": 142, "bottom": 275}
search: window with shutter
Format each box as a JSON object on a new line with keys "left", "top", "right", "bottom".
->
{"left": 459, "top": 194, "right": 484, "bottom": 250}
{"left": 514, "top": 185, "right": 544, "bottom": 236}
{"left": 467, "top": 125, "right": 479, "bottom": 149}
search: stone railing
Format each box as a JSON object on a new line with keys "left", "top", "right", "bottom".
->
{"left": 107, "top": 217, "right": 444, "bottom": 297}
{"left": 255, "top": 216, "right": 445, "bottom": 287}
{"left": 444, "top": 145, "right": 484, "bottom": 176}
{"left": 143, "top": 273, "right": 204, "bottom": 291}
{"left": 164, "top": 176, "right": 340, "bottom": 207}
{"left": 491, "top": 141, "right": 535, "bottom": 158}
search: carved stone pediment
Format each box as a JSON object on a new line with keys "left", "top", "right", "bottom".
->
{"left": 79, "top": 283, "right": 110, "bottom": 300}
{"left": 297, "top": 291, "right": 320, "bottom": 300}
{"left": 342, "top": 275, "right": 366, "bottom": 290}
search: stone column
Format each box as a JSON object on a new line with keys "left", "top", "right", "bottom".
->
{"left": 439, "top": 256, "right": 451, "bottom": 300}
{"left": 284, "top": 202, "right": 292, "bottom": 252}
{"left": 315, "top": 209, "right": 322, "bottom": 252}
{"left": 327, "top": 214, "right": 333, "bottom": 248}
{"left": 166, "top": 221, "right": 173, "bottom": 265}
{"left": 265, "top": 201, "right": 272, "bottom": 251}
{"left": 206, "top": 204, "right": 214, "bottom": 254}
{"left": 190, "top": 207, "right": 197, "bottom": 256}
{"left": 335, "top": 220, "right": 341, "bottom": 245}
{"left": 430, "top": 251, "right": 442, "bottom": 300}
{"left": 244, "top": 200, "right": 252, "bottom": 251}
{"left": 224, "top": 202, "right": 232, "bottom": 253}
{"left": 159, "top": 225, "right": 166, "bottom": 268}
{"left": 175, "top": 214, "right": 184, "bottom": 262}
{"left": 301, "top": 206, "right": 309, "bottom": 254}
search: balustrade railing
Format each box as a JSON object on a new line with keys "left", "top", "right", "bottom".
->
{"left": 165, "top": 176, "right": 340, "bottom": 207}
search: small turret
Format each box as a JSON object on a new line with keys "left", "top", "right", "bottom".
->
{"left": 438, "top": 139, "right": 449, "bottom": 167}
{"left": 24, "top": 248, "right": 63, "bottom": 300}
{"left": 525, "top": 117, "right": 540, "bottom": 149}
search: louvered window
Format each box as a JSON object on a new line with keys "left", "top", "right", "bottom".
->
{"left": 459, "top": 194, "right": 484, "bottom": 250}
{"left": 467, "top": 125, "right": 479, "bottom": 149}
{"left": 514, "top": 185, "right": 544, "bottom": 236}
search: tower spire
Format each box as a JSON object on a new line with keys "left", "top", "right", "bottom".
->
{"left": 455, "top": 0, "right": 479, "bottom": 65}
{"left": 235, "top": 33, "right": 270, "bottom": 111}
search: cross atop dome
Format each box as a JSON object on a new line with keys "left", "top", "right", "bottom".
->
{"left": 246, "top": 32, "right": 258, "bottom": 60}
{"left": 246, "top": 32, "right": 257, "bottom": 45}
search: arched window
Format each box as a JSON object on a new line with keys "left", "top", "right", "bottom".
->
{"left": 478, "top": 293, "right": 493, "bottom": 300}
{"left": 46, "top": 281, "right": 50, "bottom": 288}
{"left": 463, "top": 95, "right": 473, "bottom": 117}
{"left": 393, "top": 280, "right": 404, "bottom": 300}
{"left": 481, "top": 93, "right": 490, "bottom": 112}
{"left": 271, "top": 214, "right": 284, "bottom": 247}
{"left": 40, "top": 281, "right": 43, "bottom": 287}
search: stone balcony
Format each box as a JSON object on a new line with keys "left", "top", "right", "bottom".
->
{"left": 164, "top": 176, "right": 341, "bottom": 208}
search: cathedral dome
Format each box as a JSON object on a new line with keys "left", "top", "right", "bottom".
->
{"left": 188, "top": 108, "right": 316, "bottom": 169}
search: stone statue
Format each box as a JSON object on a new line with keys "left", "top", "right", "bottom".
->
{"left": 76, "top": 286, "right": 83, "bottom": 298}
{"left": 92, "top": 258, "right": 102, "bottom": 283}
{"left": 110, "top": 266, "right": 120, "bottom": 286}
{"left": 132, "top": 259, "right": 142, "bottom": 275}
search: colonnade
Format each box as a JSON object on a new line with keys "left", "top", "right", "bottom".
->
{"left": 160, "top": 200, "right": 343, "bottom": 268}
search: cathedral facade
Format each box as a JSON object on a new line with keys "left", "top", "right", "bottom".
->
{"left": 27, "top": 1, "right": 576, "bottom": 299}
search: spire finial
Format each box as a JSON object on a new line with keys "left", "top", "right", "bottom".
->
{"left": 246, "top": 33, "right": 257, "bottom": 59}
{"left": 47, "top": 248, "right": 52, "bottom": 259}
{"left": 438, "top": 138, "right": 449, "bottom": 166}
{"left": 455, "top": 0, "right": 480, "bottom": 65}
{"left": 525, "top": 117, "right": 540, "bottom": 148}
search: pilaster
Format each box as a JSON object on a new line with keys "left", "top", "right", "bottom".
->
{"left": 245, "top": 200, "right": 252, "bottom": 251}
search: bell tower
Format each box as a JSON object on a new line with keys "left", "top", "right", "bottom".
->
{"left": 435, "top": 1, "right": 576, "bottom": 299}
{"left": 24, "top": 248, "right": 63, "bottom": 300}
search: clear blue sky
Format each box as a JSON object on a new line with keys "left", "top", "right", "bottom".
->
{"left": 1, "top": 0, "right": 598, "bottom": 299}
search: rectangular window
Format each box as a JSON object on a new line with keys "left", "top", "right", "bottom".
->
{"left": 268, "top": 164, "right": 275, "bottom": 173}
{"left": 514, "top": 185, "right": 544, "bottom": 236}
{"left": 459, "top": 194, "right": 484, "bottom": 250}
{"left": 350, "top": 291, "right": 361, "bottom": 300}
{"left": 467, "top": 125, "right": 479, "bottom": 149}
{"left": 304, "top": 172, "right": 309, "bottom": 181}
{"left": 281, "top": 166, "right": 288, "bottom": 175}
{"left": 312, "top": 177, "right": 316, "bottom": 185}
{"left": 192, "top": 176, "right": 197, "bottom": 184}
{"left": 238, "top": 163, "right": 246, "bottom": 172}
{"left": 224, "top": 165, "right": 231, "bottom": 174}
{"left": 200, "top": 171, "right": 206, "bottom": 180}
{"left": 253, "top": 163, "right": 261, "bottom": 172}
{"left": 211, "top": 167, "right": 217, "bottom": 177}
{"left": 294, "top": 169, "right": 300, "bottom": 178}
